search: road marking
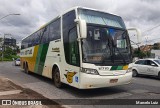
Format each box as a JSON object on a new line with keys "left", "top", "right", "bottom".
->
{"left": 0, "top": 90, "right": 22, "bottom": 96}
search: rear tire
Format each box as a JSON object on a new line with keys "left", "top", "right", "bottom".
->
{"left": 24, "top": 63, "right": 29, "bottom": 74}
{"left": 132, "top": 69, "right": 138, "bottom": 77}
{"left": 53, "top": 67, "right": 62, "bottom": 88}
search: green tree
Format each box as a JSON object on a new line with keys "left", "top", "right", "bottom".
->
{"left": 4, "top": 47, "right": 13, "bottom": 59}
{"left": 133, "top": 48, "right": 146, "bottom": 58}
{"left": 138, "top": 51, "right": 146, "bottom": 58}
{"left": 146, "top": 51, "right": 151, "bottom": 57}
{"left": 0, "top": 38, "right": 2, "bottom": 42}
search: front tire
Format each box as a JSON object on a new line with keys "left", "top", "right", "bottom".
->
{"left": 53, "top": 67, "right": 62, "bottom": 88}
{"left": 132, "top": 69, "right": 138, "bottom": 77}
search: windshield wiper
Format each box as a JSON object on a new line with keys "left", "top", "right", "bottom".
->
{"left": 114, "top": 46, "right": 127, "bottom": 65}
{"left": 101, "top": 41, "right": 115, "bottom": 64}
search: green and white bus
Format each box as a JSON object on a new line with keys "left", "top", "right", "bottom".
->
{"left": 20, "top": 7, "right": 140, "bottom": 89}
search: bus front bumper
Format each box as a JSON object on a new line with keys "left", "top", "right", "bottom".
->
{"left": 79, "top": 72, "right": 132, "bottom": 89}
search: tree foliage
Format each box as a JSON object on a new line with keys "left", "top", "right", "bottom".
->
{"left": 133, "top": 48, "right": 150, "bottom": 59}
{"left": 0, "top": 46, "right": 19, "bottom": 61}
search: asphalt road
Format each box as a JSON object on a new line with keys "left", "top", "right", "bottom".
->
{"left": 0, "top": 62, "right": 160, "bottom": 108}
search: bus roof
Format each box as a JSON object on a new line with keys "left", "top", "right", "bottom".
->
{"left": 22, "top": 6, "right": 122, "bottom": 41}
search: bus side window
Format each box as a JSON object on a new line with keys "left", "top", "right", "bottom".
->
{"left": 25, "top": 37, "right": 29, "bottom": 48}
{"left": 68, "top": 27, "right": 80, "bottom": 66}
{"left": 49, "top": 18, "right": 61, "bottom": 41}
{"left": 21, "top": 40, "right": 25, "bottom": 49}
{"left": 41, "top": 27, "right": 49, "bottom": 44}
{"left": 63, "top": 10, "right": 80, "bottom": 66}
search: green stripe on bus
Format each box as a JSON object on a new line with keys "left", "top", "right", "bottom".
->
{"left": 34, "top": 45, "right": 43, "bottom": 73}
{"left": 110, "top": 66, "right": 118, "bottom": 70}
{"left": 110, "top": 66, "right": 125, "bottom": 70}
{"left": 116, "top": 66, "right": 123, "bottom": 70}
{"left": 34, "top": 43, "right": 49, "bottom": 75}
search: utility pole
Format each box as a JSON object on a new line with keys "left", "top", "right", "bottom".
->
{"left": 1, "top": 35, "right": 5, "bottom": 61}
{"left": 0, "top": 36, "right": 2, "bottom": 61}
{"left": 144, "top": 36, "right": 149, "bottom": 58}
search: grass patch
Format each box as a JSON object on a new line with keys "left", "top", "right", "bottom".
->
{"left": 0, "top": 58, "right": 13, "bottom": 61}
{"left": 0, "top": 55, "right": 20, "bottom": 62}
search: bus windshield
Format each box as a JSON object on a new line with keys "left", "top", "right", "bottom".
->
{"left": 82, "top": 25, "right": 131, "bottom": 65}
{"left": 78, "top": 8, "right": 131, "bottom": 65}
{"left": 78, "top": 8, "right": 126, "bottom": 29}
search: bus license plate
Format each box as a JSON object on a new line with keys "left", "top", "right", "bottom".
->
{"left": 110, "top": 79, "right": 118, "bottom": 83}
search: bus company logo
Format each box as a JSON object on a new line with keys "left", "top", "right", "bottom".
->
{"left": 64, "top": 72, "right": 77, "bottom": 83}
{"left": 2, "top": 100, "right": 11, "bottom": 105}
{"left": 52, "top": 48, "right": 60, "bottom": 52}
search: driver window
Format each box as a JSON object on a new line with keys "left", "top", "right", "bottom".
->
{"left": 68, "top": 27, "right": 80, "bottom": 66}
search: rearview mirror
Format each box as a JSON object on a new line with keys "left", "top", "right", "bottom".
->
{"left": 127, "top": 28, "right": 142, "bottom": 44}
{"left": 75, "top": 19, "right": 87, "bottom": 39}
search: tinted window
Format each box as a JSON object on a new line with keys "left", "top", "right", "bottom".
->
{"left": 63, "top": 10, "right": 76, "bottom": 43}
{"left": 68, "top": 27, "right": 80, "bottom": 66}
{"left": 145, "top": 60, "right": 158, "bottom": 66}
{"left": 37, "top": 29, "right": 43, "bottom": 44}
{"left": 21, "top": 18, "right": 60, "bottom": 49}
{"left": 21, "top": 30, "right": 41, "bottom": 49}
{"left": 49, "top": 18, "right": 61, "bottom": 41}
{"left": 23, "top": 39, "right": 26, "bottom": 49}
{"left": 41, "top": 26, "right": 49, "bottom": 43}
{"left": 135, "top": 60, "right": 145, "bottom": 65}
{"left": 144, "top": 60, "right": 151, "bottom": 65}
{"left": 21, "top": 40, "right": 24, "bottom": 49}
{"left": 25, "top": 37, "right": 29, "bottom": 48}
{"left": 28, "top": 35, "right": 32, "bottom": 47}
{"left": 154, "top": 60, "right": 160, "bottom": 65}
{"left": 63, "top": 10, "right": 79, "bottom": 66}
{"left": 135, "top": 60, "right": 140, "bottom": 64}
{"left": 78, "top": 8, "right": 126, "bottom": 28}
{"left": 32, "top": 31, "right": 40, "bottom": 46}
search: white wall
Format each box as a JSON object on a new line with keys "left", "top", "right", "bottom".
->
{"left": 151, "top": 50, "right": 160, "bottom": 59}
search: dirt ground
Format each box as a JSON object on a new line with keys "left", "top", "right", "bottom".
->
{"left": 0, "top": 77, "right": 64, "bottom": 108}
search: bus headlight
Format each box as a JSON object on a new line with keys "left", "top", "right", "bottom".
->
{"left": 81, "top": 68, "right": 99, "bottom": 75}
{"left": 126, "top": 67, "right": 132, "bottom": 73}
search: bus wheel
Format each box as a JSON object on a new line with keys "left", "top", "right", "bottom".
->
{"left": 132, "top": 69, "right": 138, "bottom": 77}
{"left": 53, "top": 67, "right": 62, "bottom": 88}
{"left": 23, "top": 62, "right": 25, "bottom": 70}
{"left": 24, "top": 63, "right": 29, "bottom": 74}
